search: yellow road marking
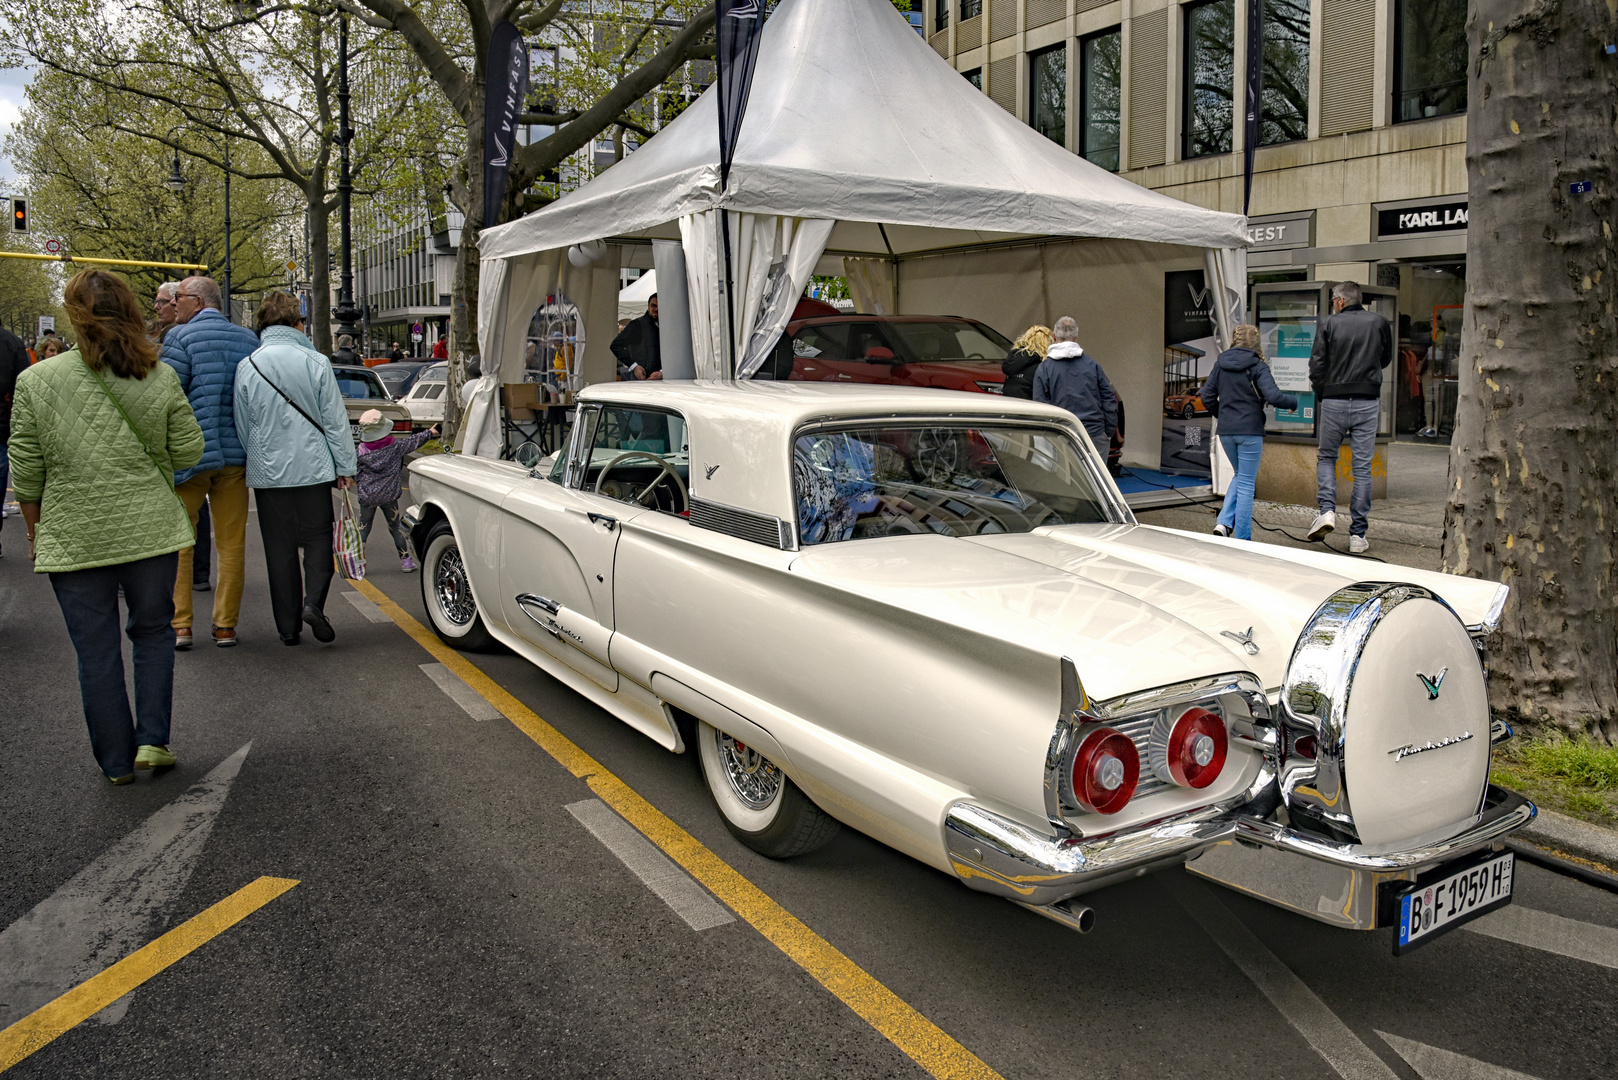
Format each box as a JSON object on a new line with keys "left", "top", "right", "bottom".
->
{"left": 354, "top": 577, "right": 1002, "bottom": 1080}
{"left": 0, "top": 877, "right": 298, "bottom": 1072}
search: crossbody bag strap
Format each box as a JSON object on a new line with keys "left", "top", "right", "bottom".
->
{"left": 86, "top": 361, "right": 176, "bottom": 492}
{"left": 247, "top": 356, "right": 339, "bottom": 474}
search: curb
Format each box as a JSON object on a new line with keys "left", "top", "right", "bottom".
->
{"left": 1507, "top": 840, "right": 1618, "bottom": 895}
{"left": 1251, "top": 500, "right": 1444, "bottom": 548}
{"left": 1512, "top": 805, "right": 1618, "bottom": 872}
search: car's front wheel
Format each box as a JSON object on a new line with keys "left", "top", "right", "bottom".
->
{"left": 420, "top": 520, "right": 497, "bottom": 651}
{"left": 696, "top": 722, "right": 840, "bottom": 857}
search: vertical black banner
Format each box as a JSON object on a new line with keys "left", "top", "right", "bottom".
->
{"left": 716, "top": 0, "right": 766, "bottom": 187}
{"left": 1242, "top": 0, "right": 1262, "bottom": 215}
{"left": 484, "top": 20, "right": 530, "bottom": 228}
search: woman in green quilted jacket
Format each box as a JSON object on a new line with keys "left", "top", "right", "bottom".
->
{"left": 9, "top": 270, "right": 204, "bottom": 784}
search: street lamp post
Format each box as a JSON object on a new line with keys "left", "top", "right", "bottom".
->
{"left": 331, "top": 12, "right": 361, "bottom": 364}
{"left": 162, "top": 132, "right": 233, "bottom": 322}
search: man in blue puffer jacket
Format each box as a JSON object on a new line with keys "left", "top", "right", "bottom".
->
{"left": 161, "top": 276, "right": 259, "bottom": 649}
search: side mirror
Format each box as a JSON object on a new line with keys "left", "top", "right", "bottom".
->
{"left": 863, "top": 346, "right": 897, "bottom": 363}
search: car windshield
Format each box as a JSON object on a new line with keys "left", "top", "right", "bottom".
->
{"left": 882, "top": 321, "right": 1012, "bottom": 364}
{"left": 794, "top": 422, "right": 1113, "bottom": 546}
{"left": 334, "top": 370, "right": 388, "bottom": 399}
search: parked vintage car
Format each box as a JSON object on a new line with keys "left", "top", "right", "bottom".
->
{"left": 757, "top": 314, "right": 1126, "bottom": 473}
{"left": 399, "top": 361, "right": 449, "bottom": 431}
{"left": 331, "top": 364, "right": 412, "bottom": 443}
{"left": 406, "top": 382, "right": 1531, "bottom": 948}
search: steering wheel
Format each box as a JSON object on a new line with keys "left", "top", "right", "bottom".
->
{"left": 966, "top": 352, "right": 986, "bottom": 360}
{"left": 594, "top": 450, "right": 689, "bottom": 511}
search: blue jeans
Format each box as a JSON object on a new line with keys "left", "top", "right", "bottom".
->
{"left": 1316, "top": 397, "right": 1379, "bottom": 537}
{"left": 1217, "top": 434, "right": 1265, "bottom": 540}
{"left": 49, "top": 552, "right": 179, "bottom": 778}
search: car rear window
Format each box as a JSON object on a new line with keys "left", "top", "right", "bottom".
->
{"left": 335, "top": 372, "right": 387, "bottom": 399}
{"left": 794, "top": 422, "right": 1113, "bottom": 546}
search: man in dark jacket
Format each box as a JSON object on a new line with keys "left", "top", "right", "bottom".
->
{"left": 1034, "top": 316, "right": 1117, "bottom": 456}
{"left": 1306, "top": 281, "right": 1392, "bottom": 551}
{"left": 611, "top": 294, "right": 663, "bottom": 380}
{"left": 0, "top": 324, "right": 30, "bottom": 558}
{"left": 162, "top": 275, "right": 260, "bottom": 648}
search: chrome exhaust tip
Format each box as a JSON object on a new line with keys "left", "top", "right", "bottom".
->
{"left": 1013, "top": 896, "right": 1095, "bottom": 934}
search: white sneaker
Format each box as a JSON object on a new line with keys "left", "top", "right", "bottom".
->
{"left": 1212, "top": 523, "right": 1231, "bottom": 537}
{"left": 1349, "top": 535, "right": 1370, "bottom": 554}
{"left": 1307, "top": 511, "right": 1336, "bottom": 541}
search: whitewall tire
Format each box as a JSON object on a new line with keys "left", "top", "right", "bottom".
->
{"left": 420, "top": 521, "right": 496, "bottom": 651}
{"left": 696, "top": 721, "right": 840, "bottom": 858}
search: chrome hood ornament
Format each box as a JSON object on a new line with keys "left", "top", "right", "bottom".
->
{"left": 1220, "top": 627, "right": 1259, "bottom": 655}
{"left": 1417, "top": 667, "right": 1448, "bottom": 700}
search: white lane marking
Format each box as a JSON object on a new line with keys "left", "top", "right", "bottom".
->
{"left": 1465, "top": 904, "right": 1618, "bottom": 970}
{"left": 0, "top": 743, "right": 252, "bottom": 1028}
{"left": 1377, "top": 1031, "right": 1545, "bottom": 1080}
{"left": 418, "top": 662, "right": 503, "bottom": 721}
{"left": 565, "top": 799, "right": 735, "bottom": 931}
{"left": 341, "top": 590, "right": 392, "bottom": 623}
{"left": 1165, "top": 874, "right": 1400, "bottom": 1080}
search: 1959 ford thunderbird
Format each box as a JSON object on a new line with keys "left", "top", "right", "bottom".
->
{"left": 406, "top": 382, "right": 1533, "bottom": 951}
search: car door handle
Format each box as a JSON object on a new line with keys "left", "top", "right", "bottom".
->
{"left": 587, "top": 512, "right": 617, "bottom": 530}
{"left": 514, "top": 593, "right": 562, "bottom": 636}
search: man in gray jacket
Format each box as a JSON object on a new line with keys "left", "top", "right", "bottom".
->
{"left": 1306, "top": 281, "right": 1392, "bottom": 552}
{"left": 1034, "top": 316, "right": 1118, "bottom": 457}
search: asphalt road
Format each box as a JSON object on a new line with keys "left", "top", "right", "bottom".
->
{"left": 2, "top": 510, "right": 1615, "bottom": 1080}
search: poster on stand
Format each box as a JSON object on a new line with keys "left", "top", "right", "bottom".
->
{"left": 1160, "top": 270, "right": 1217, "bottom": 478}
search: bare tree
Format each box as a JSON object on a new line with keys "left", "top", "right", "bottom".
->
{"left": 1444, "top": 0, "right": 1618, "bottom": 741}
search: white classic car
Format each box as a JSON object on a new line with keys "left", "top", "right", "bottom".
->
{"left": 406, "top": 382, "right": 1532, "bottom": 950}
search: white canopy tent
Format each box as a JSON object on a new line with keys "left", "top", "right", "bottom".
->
{"left": 618, "top": 269, "right": 657, "bottom": 322}
{"left": 470, "top": 0, "right": 1249, "bottom": 455}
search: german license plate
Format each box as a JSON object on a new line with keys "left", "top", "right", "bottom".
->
{"left": 1395, "top": 850, "right": 1514, "bottom": 954}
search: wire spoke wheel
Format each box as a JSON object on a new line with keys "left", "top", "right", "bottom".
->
{"left": 718, "top": 732, "right": 783, "bottom": 810}
{"left": 435, "top": 546, "right": 475, "bottom": 626}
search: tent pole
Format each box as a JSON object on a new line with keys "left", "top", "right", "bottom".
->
{"left": 720, "top": 208, "right": 738, "bottom": 379}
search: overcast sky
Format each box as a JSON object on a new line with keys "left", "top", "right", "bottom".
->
{"left": 0, "top": 65, "right": 33, "bottom": 190}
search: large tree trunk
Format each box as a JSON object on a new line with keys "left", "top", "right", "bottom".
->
{"left": 307, "top": 193, "right": 334, "bottom": 355}
{"left": 1443, "top": 0, "right": 1618, "bottom": 741}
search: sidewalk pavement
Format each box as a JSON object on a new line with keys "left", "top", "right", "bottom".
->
{"left": 1514, "top": 807, "right": 1618, "bottom": 876}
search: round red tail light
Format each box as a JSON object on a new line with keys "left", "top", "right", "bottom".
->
{"left": 1070, "top": 727, "right": 1140, "bottom": 815}
{"left": 1150, "top": 706, "right": 1228, "bottom": 789}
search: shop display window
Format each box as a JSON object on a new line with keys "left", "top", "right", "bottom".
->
{"left": 1030, "top": 43, "right": 1067, "bottom": 147}
{"left": 1395, "top": 0, "right": 1467, "bottom": 122}
{"left": 1183, "top": 0, "right": 1235, "bottom": 159}
{"left": 1253, "top": 282, "right": 1398, "bottom": 439}
{"left": 1080, "top": 30, "right": 1121, "bottom": 171}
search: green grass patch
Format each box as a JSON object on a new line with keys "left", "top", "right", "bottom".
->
{"left": 1491, "top": 733, "right": 1618, "bottom": 827}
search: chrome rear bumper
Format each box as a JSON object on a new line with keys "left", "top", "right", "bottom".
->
{"left": 944, "top": 784, "right": 1535, "bottom": 908}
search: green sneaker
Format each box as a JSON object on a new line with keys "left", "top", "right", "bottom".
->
{"left": 107, "top": 773, "right": 135, "bottom": 785}
{"left": 134, "top": 745, "right": 177, "bottom": 770}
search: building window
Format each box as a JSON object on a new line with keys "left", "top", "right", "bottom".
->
{"left": 1394, "top": 0, "right": 1467, "bottom": 121}
{"left": 961, "top": 0, "right": 981, "bottom": 19}
{"left": 1079, "top": 30, "right": 1121, "bottom": 170}
{"left": 962, "top": 67, "right": 983, "bottom": 90}
{"left": 1260, "top": 0, "right": 1309, "bottom": 144}
{"left": 1029, "top": 44, "right": 1067, "bottom": 146}
{"left": 935, "top": 0, "right": 948, "bottom": 31}
{"left": 1182, "top": 0, "right": 1235, "bottom": 159}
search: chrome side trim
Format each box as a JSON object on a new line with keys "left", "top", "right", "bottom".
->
{"left": 514, "top": 593, "right": 562, "bottom": 639}
{"left": 1464, "top": 583, "right": 1511, "bottom": 635}
{"left": 944, "top": 783, "right": 1533, "bottom": 906}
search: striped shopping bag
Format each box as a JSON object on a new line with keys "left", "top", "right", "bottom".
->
{"left": 333, "top": 485, "right": 367, "bottom": 581}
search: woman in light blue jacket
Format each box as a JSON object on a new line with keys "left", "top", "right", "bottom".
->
{"left": 233, "top": 292, "right": 357, "bottom": 645}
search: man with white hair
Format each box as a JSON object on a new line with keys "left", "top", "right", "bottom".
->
{"left": 154, "top": 282, "right": 181, "bottom": 337}
{"left": 1033, "top": 316, "right": 1118, "bottom": 457}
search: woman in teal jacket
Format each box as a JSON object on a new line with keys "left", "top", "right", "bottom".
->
{"left": 233, "top": 292, "right": 356, "bottom": 645}
{"left": 9, "top": 270, "right": 204, "bottom": 783}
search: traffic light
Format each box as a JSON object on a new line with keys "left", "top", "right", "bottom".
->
{"left": 10, "top": 198, "right": 25, "bottom": 232}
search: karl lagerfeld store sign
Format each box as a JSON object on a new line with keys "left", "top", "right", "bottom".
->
{"left": 1377, "top": 199, "right": 1469, "bottom": 240}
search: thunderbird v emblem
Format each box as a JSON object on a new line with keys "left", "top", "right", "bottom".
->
{"left": 1417, "top": 668, "right": 1448, "bottom": 700}
{"left": 1220, "top": 628, "right": 1259, "bottom": 655}
{"left": 705, "top": 464, "right": 721, "bottom": 479}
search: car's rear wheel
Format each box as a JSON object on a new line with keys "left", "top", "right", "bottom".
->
{"left": 696, "top": 721, "right": 840, "bottom": 857}
{"left": 420, "top": 520, "right": 497, "bottom": 651}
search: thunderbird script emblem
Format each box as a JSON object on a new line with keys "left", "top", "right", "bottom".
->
{"left": 1417, "top": 668, "right": 1448, "bottom": 700}
{"left": 1220, "top": 627, "right": 1259, "bottom": 655}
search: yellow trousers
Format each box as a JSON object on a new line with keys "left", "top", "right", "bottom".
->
{"left": 173, "top": 467, "right": 249, "bottom": 630}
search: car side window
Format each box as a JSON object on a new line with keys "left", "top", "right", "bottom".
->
{"left": 580, "top": 405, "right": 690, "bottom": 512}
{"left": 793, "top": 324, "right": 849, "bottom": 360}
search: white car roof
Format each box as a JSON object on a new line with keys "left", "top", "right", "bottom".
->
{"left": 576, "top": 381, "right": 1095, "bottom": 526}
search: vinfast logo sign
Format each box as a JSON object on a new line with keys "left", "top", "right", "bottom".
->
{"left": 483, "top": 20, "right": 530, "bottom": 228}
{"left": 1376, "top": 200, "right": 1469, "bottom": 240}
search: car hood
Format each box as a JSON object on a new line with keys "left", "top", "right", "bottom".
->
{"left": 789, "top": 523, "right": 1505, "bottom": 704}
{"left": 894, "top": 360, "right": 1003, "bottom": 387}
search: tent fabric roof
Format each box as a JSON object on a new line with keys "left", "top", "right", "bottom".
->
{"left": 479, "top": 0, "right": 1248, "bottom": 263}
